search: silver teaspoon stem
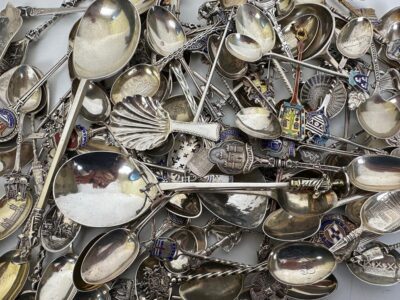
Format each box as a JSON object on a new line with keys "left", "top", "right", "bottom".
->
{"left": 194, "top": 9, "right": 234, "bottom": 122}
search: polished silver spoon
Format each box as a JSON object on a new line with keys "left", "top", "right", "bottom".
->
{"left": 336, "top": 17, "right": 374, "bottom": 69}
{"left": 264, "top": 193, "right": 372, "bottom": 241}
{"left": 71, "top": 79, "right": 111, "bottom": 123}
{"left": 330, "top": 190, "right": 400, "bottom": 253}
{"left": 235, "top": 3, "right": 276, "bottom": 55}
{"left": 0, "top": 1, "right": 142, "bottom": 299}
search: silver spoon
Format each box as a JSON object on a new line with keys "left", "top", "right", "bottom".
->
{"left": 71, "top": 79, "right": 111, "bottom": 123}
{"left": 0, "top": 2, "right": 142, "bottom": 299}
{"left": 264, "top": 193, "right": 372, "bottom": 241}
{"left": 330, "top": 190, "right": 400, "bottom": 253}
{"left": 336, "top": 17, "right": 374, "bottom": 69}
{"left": 0, "top": 65, "right": 42, "bottom": 240}
{"left": 235, "top": 3, "right": 276, "bottom": 55}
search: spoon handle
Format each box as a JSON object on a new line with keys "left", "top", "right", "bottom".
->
{"left": 175, "top": 261, "right": 269, "bottom": 283}
{"left": 18, "top": 6, "right": 87, "bottom": 17}
{"left": 169, "top": 120, "right": 220, "bottom": 142}
{"left": 329, "top": 227, "right": 364, "bottom": 253}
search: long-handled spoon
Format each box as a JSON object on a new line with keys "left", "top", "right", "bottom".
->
{"left": 330, "top": 190, "right": 400, "bottom": 253}
{"left": 0, "top": 65, "right": 42, "bottom": 240}
{"left": 0, "top": 1, "right": 141, "bottom": 299}
{"left": 0, "top": 0, "right": 80, "bottom": 75}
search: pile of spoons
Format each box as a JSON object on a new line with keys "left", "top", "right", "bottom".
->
{"left": 0, "top": 0, "right": 399, "bottom": 299}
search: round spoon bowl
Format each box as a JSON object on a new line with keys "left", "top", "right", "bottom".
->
{"left": 347, "top": 155, "right": 400, "bottom": 192}
{"left": 0, "top": 250, "right": 30, "bottom": 300}
{"left": 35, "top": 253, "right": 78, "bottom": 300}
{"left": 53, "top": 152, "right": 156, "bottom": 227}
{"left": 81, "top": 228, "right": 139, "bottom": 285}
{"left": 208, "top": 34, "right": 248, "bottom": 80}
{"left": 263, "top": 208, "right": 321, "bottom": 241}
{"left": 268, "top": 242, "right": 336, "bottom": 286}
{"left": 146, "top": 6, "right": 186, "bottom": 56}
{"left": 225, "top": 33, "right": 262, "bottom": 63}
{"left": 111, "top": 64, "right": 161, "bottom": 104}
{"left": 235, "top": 3, "right": 276, "bottom": 54}
{"left": 73, "top": 0, "right": 141, "bottom": 80}
{"left": 357, "top": 93, "right": 400, "bottom": 139}
{"left": 72, "top": 80, "right": 111, "bottom": 123}
{"left": 337, "top": 17, "right": 373, "bottom": 59}
{"left": 40, "top": 205, "right": 81, "bottom": 253}
{"left": 7, "top": 64, "right": 42, "bottom": 114}
{"left": 235, "top": 106, "right": 282, "bottom": 139}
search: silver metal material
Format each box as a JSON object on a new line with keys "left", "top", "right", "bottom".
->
{"left": 330, "top": 190, "right": 400, "bottom": 253}
{"left": 109, "top": 96, "right": 220, "bottom": 151}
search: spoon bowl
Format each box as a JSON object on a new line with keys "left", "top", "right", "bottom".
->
{"left": 207, "top": 34, "right": 248, "bottom": 80}
{"left": 225, "top": 33, "right": 262, "bottom": 62}
{"left": 72, "top": 80, "right": 111, "bottom": 123}
{"left": 268, "top": 242, "right": 336, "bottom": 286}
{"left": 336, "top": 17, "right": 373, "bottom": 59}
{"left": 81, "top": 228, "right": 139, "bottom": 285}
{"left": 73, "top": 0, "right": 141, "bottom": 79}
{"left": 0, "top": 250, "right": 30, "bottom": 300}
{"left": 347, "top": 155, "right": 400, "bottom": 192}
{"left": 263, "top": 208, "right": 321, "bottom": 241}
{"left": 111, "top": 64, "right": 161, "bottom": 103}
{"left": 286, "top": 274, "right": 338, "bottom": 299}
{"left": 357, "top": 93, "right": 400, "bottom": 139}
{"left": 235, "top": 3, "right": 276, "bottom": 55}
{"left": 236, "top": 107, "right": 282, "bottom": 139}
{"left": 281, "top": 14, "right": 320, "bottom": 57}
{"left": 54, "top": 152, "right": 156, "bottom": 227}
{"left": 146, "top": 6, "right": 186, "bottom": 56}
{"left": 35, "top": 253, "right": 78, "bottom": 300}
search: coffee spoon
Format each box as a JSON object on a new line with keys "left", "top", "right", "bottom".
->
{"left": 0, "top": 65, "right": 43, "bottom": 240}
{"left": 336, "top": 17, "right": 374, "bottom": 70}
{"left": 263, "top": 193, "right": 372, "bottom": 241}
{"left": 330, "top": 190, "right": 400, "bottom": 253}
{"left": 347, "top": 241, "right": 400, "bottom": 286}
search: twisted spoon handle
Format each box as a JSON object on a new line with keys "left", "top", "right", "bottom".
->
{"left": 175, "top": 261, "right": 269, "bottom": 283}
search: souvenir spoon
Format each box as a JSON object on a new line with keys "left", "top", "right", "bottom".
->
{"left": 224, "top": 32, "right": 348, "bottom": 78}
{"left": 336, "top": 17, "right": 374, "bottom": 70}
{"left": 0, "top": 65, "right": 42, "bottom": 240}
{"left": 209, "top": 140, "right": 400, "bottom": 192}
{"left": 0, "top": 0, "right": 79, "bottom": 75}
{"left": 0, "top": 2, "right": 141, "bottom": 299}
{"left": 16, "top": 5, "right": 87, "bottom": 17}
{"left": 154, "top": 242, "right": 336, "bottom": 287}
{"left": 109, "top": 96, "right": 220, "bottom": 151}
{"left": 178, "top": 262, "right": 244, "bottom": 300}
{"left": 0, "top": 3, "right": 22, "bottom": 62}
{"left": 330, "top": 190, "right": 400, "bottom": 253}
{"left": 347, "top": 241, "right": 400, "bottom": 286}
{"left": 79, "top": 194, "right": 172, "bottom": 285}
